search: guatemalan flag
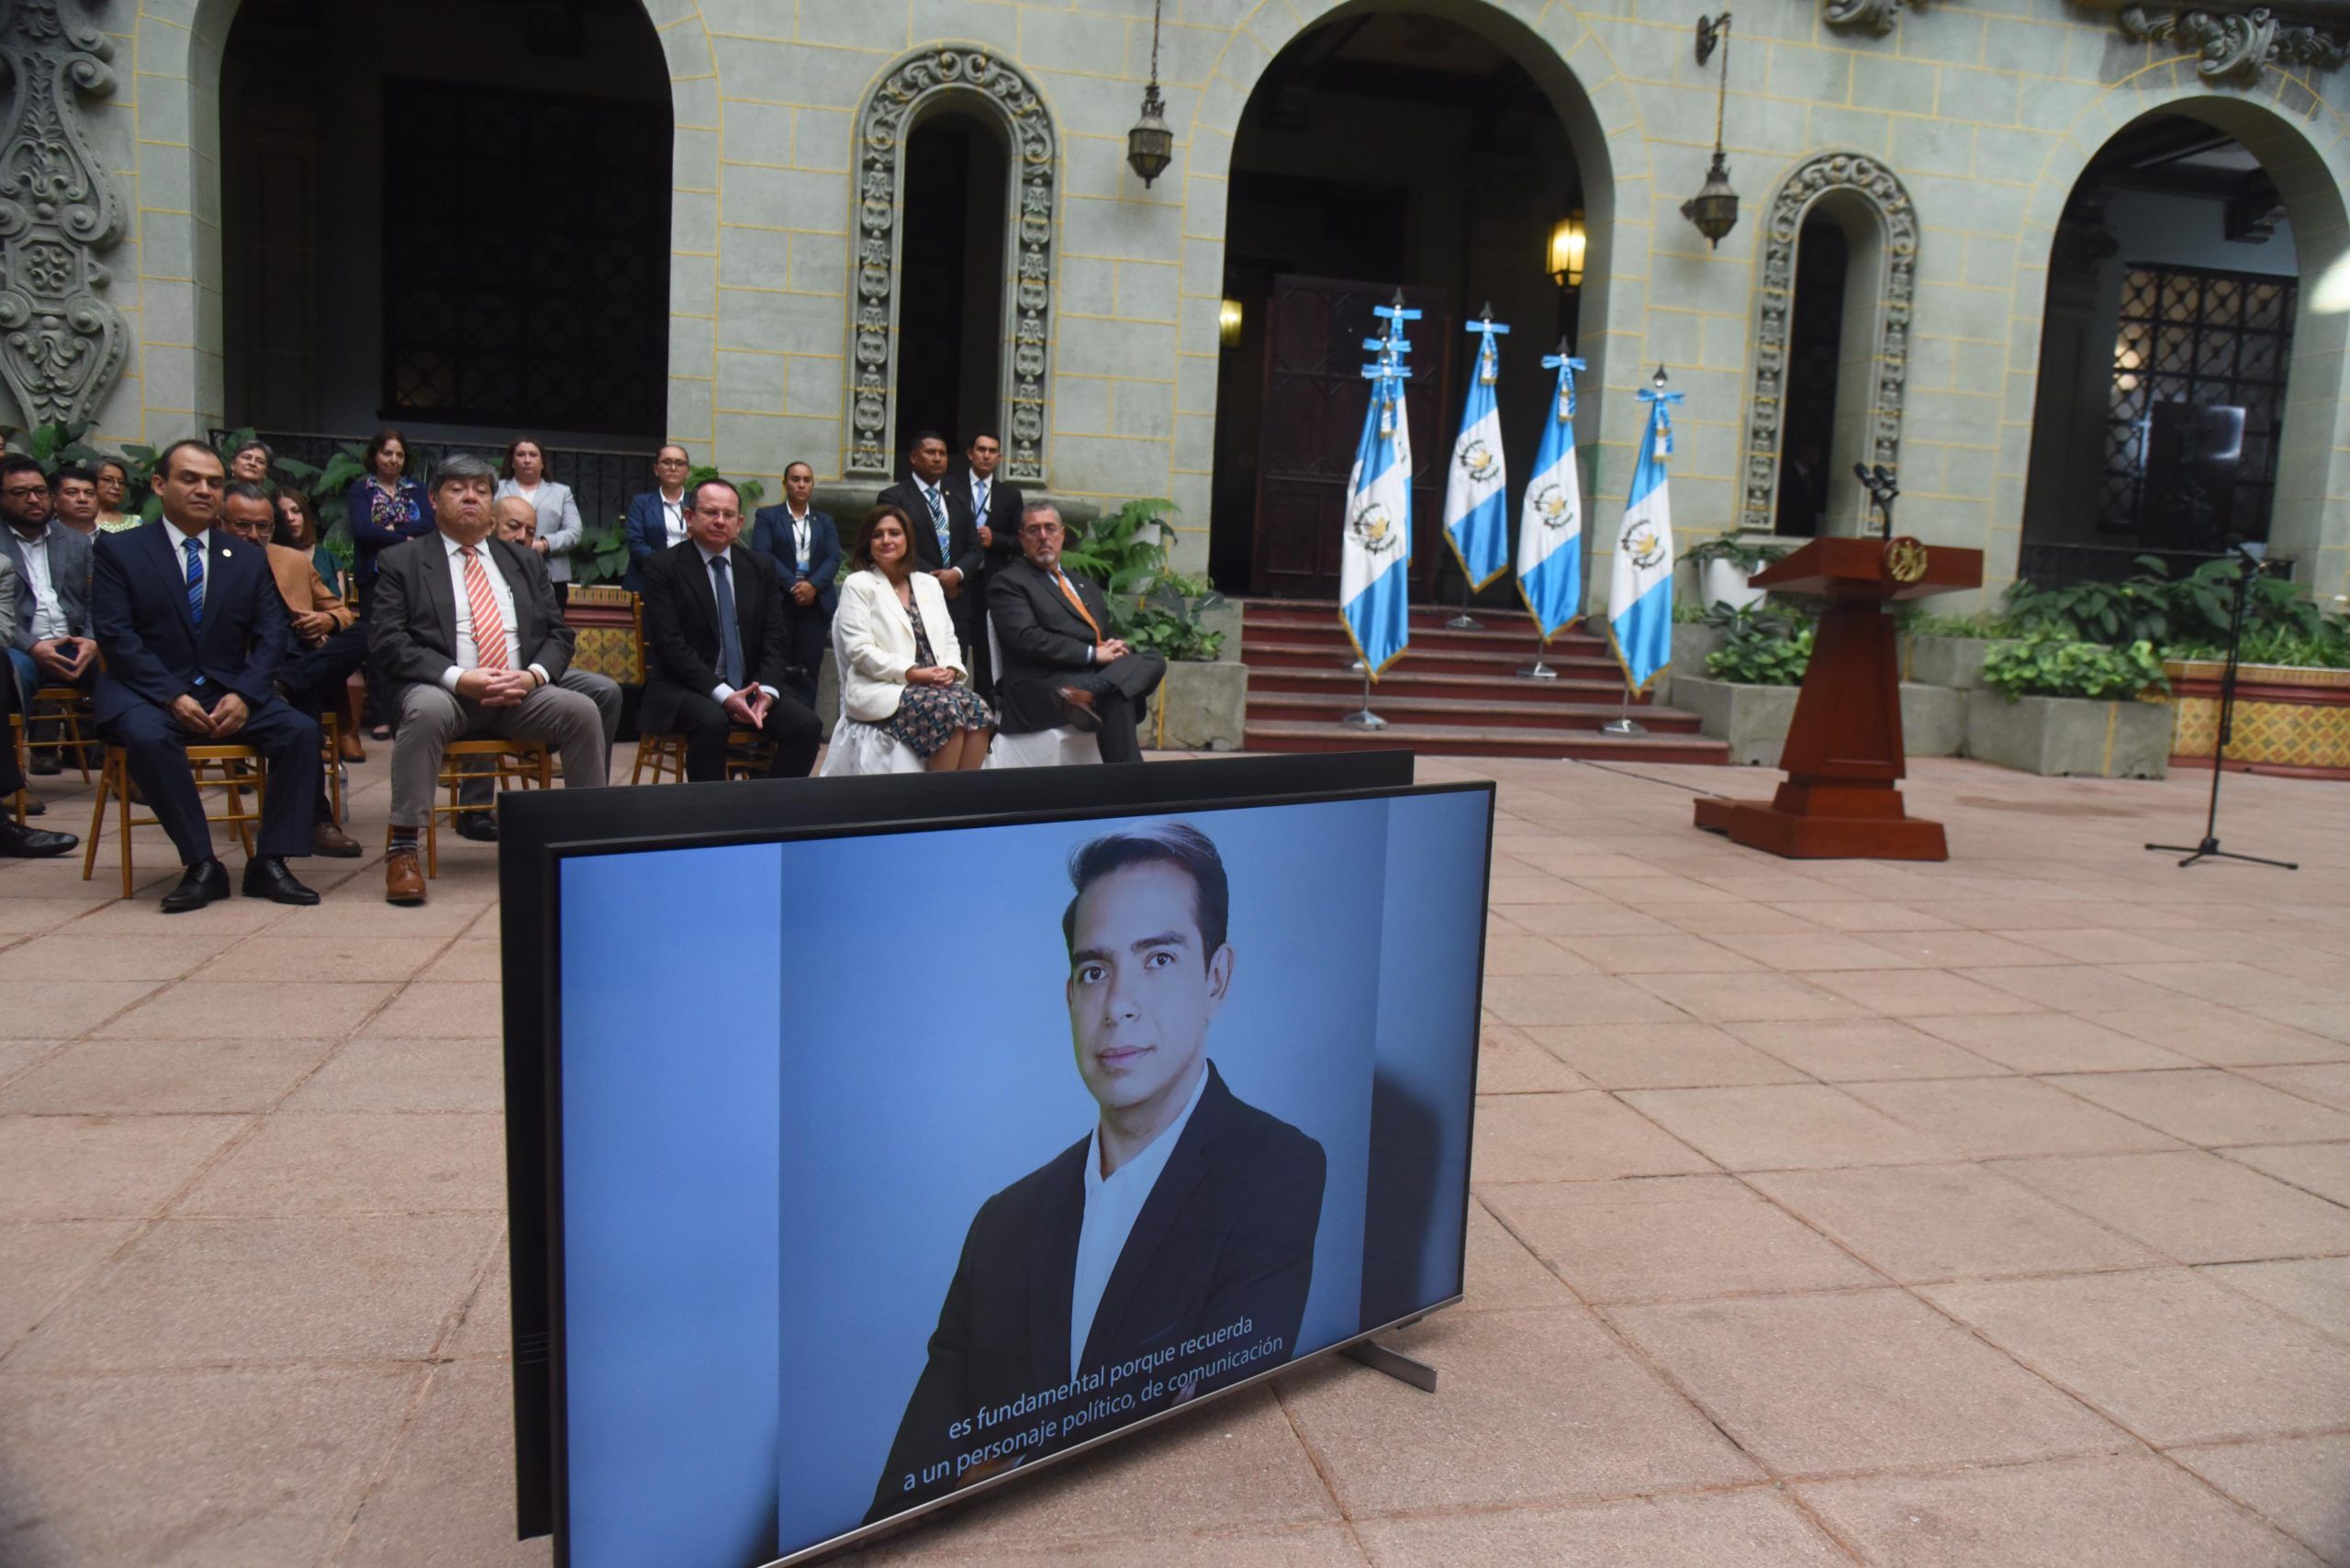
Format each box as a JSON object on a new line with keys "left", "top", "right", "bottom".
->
{"left": 1442, "top": 319, "right": 1510, "bottom": 589}
{"left": 1516, "top": 350, "right": 1585, "bottom": 639}
{"left": 1607, "top": 380, "right": 1684, "bottom": 692}
{"left": 1340, "top": 365, "right": 1414, "bottom": 676}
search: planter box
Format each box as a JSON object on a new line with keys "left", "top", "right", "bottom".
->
{"left": 1903, "top": 682, "right": 1965, "bottom": 756}
{"left": 1199, "top": 599, "right": 1244, "bottom": 663}
{"left": 1675, "top": 676, "right": 1798, "bottom": 766}
{"left": 1697, "top": 557, "right": 1767, "bottom": 613}
{"left": 2161, "top": 659, "right": 2350, "bottom": 779}
{"left": 1964, "top": 689, "right": 2168, "bottom": 778}
{"left": 1148, "top": 658, "right": 1247, "bottom": 751}
{"left": 1905, "top": 634, "right": 2019, "bottom": 690}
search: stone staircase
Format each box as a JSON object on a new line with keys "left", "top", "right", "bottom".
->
{"left": 1238, "top": 599, "right": 1730, "bottom": 764}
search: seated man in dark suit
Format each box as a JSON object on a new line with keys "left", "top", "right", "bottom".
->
{"left": 0, "top": 650, "right": 78, "bottom": 857}
{"left": 370, "top": 454, "right": 609, "bottom": 906}
{"left": 621, "top": 443, "right": 694, "bottom": 592}
{"left": 91, "top": 441, "right": 320, "bottom": 912}
{"left": 867, "top": 823, "right": 1325, "bottom": 1522}
{"left": 640, "top": 476, "right": 821, "bottom": 782}
{"left": 748, "top": 461, "right": 841, "bottom": 708}
{"left": 988, "top": 503, "right": 1165, "bottom": 765}
{"left": 875, "top": 431, "right": 982, "bottom": 663}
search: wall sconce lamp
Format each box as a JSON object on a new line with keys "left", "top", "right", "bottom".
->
{"left": 1682, "top": 13, "right": 1740, "bottom": 248}
{"left": 1218, "top": 297, "right": 1244, "bottom": 349}
{"left": 1126, "top": 0, "right": 1175, "bottom": 187}
{"left": 1548, "top": 210, "right": 1587, "bottom": 290}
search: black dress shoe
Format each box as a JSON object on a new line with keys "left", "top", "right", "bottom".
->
{"left": 160, "top": 858, "right": 231, "bottom": 913}
{"left": 27, "top": 753, "right": 60, "bottom": 776}
{"left": 455, "top": 816, "right": 498, "bottom": 844}
{"left": 0, "top": 819, "right": 75, "bottom": 857}
{"left": 241, "top": 857, "right": 320, "bottom": 905}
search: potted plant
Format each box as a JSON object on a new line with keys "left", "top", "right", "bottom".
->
{"left": 1674, "top": 618, "right": 1814, "bottom": 765}
{"left": 2145, "top": 559, "right": 2350, "bottom": 779}
{"left": 1063, "top": 498, "right": 1246, "bottom": 750}
{"left": 1680, "top": 533, "right": 1792, "bottom": 613}
{"left": 1964, "top": 634, "right": 2170, "bottom": 778}
{"left": 1897, "top": 607, "right": 2023, "bottom": 690}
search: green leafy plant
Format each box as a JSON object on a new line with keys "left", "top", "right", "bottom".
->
{"left": 1706, "top": 624, "right": 1814, "bottom": 686}
{"left": 2167, "top": 622, "right": 2350, "bottom": 670}
{"left": 272, "top": 438, "right": 370, "bottom": 538}
{"left": 2000, "top": 566, "right": 2173, "bottom": 646}
{"left": 2143, "top": 555, "right": 2328, "bottom": 650}
{"left": 1060, "top": 497, "right": 1177, "bottom": 595}
{"left": 1680, "top": 534, "right": 1790, "bottom": 574}
{"left": 2, "top": 418, "right": 106, "bottom": 472}
{"left": 1980, "top": 635, "right": 2169, "bottom": 701}
{"left": 1897, "top": 607, "right": 2020, "bottom": 639}
{"left": 1701, "top": 599, "right": 1809, "bottom": 640}
{"left": 571, "top": 518, "right": 632, "bottom": 588}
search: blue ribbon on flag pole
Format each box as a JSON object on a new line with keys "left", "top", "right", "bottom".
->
{"left": 1515, "top": 349, "right": 1586, "bottom": 641}
{"left": 1340, "top": 298, "right": 1420, "bottom": 677}
{"left": 1607, "top": 381, "right": 1686, "bottom": 693}
{"left": 1442, "top": 315, "right": 1511, "bottom": 589}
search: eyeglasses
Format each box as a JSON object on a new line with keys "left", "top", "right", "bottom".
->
{"left": 2, "top": 485, "right": 48, "bottom": 499}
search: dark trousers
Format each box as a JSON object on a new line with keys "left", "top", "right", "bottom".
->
{"left": 101, "top": 690, "right": 320, "bottom": 865}
{"left": 652, "top": 684, "right": 822, "bottom": 781}
{"left": 1067, "top": 652, "right": 1166, "bottom": 765}
{"left": 278, "top": 622, "right": 368, "bottom": 823}
{"left": 780, "top": 601, "right": 829, "bottom": 708}
{"left": 0, "top": 662, "right": 23, "bottom": 799}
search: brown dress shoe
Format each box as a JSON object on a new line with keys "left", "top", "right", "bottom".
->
{"left": 385, "top": 846, "right": 426, "bottom": 905}
{"left": 338, "top": 730, "right": 366, "bottom": 763}
{"left": 311, "top": 819, "right": 362, "bottom": 857}
{"left": 1054, "top": 686, "right": 1102, "bottom": 734}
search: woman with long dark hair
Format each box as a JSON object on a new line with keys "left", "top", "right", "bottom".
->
{"left": 346, "top": 428, "right": 431, "bottom": 735}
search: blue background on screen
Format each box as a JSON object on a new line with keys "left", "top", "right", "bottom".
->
{"left": 554, "top": 790, "right": 1492, "bottom": 1568}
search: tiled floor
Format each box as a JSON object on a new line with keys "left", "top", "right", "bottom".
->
{"left": 1, "top": 748, "right": 2346, "bottom": 1566}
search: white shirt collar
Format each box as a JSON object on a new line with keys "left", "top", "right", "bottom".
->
{"left": 697, "top": 543, "right": 730, "bottom": 566}
{"left": 1069, "top": 1061, "right": 1213, "bottom": 1379}
{"left": 442, "top": 530, "right": 489, "bottom": 557}
{"left": 162, "top": 519, "right": 207, "bottom": 553}
{"left": 1084, "top": 1059, "right": 1210, "bottom": 1194}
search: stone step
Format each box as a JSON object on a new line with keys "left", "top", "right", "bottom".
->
{"left": 1239, "top": 719, "right": 1731, "bottom": 763}
{"left": 1242, "top": 605, "right": 1610, "bottom": 658}
{"left": 1240, "top": 638, "right": 1628, "bottom": 680}
{"left": 1248, "top": 664, "right": 1641, "bottom": 706}
{"left": 1246, "top": 689, "right": 1702, "bottom": 734}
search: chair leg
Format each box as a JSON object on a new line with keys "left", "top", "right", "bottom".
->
{"left": 118, "top": 757, "right": 135, "bottom": 900}
{"left": 82, "top": 755, "right": 111, "bottom": 882}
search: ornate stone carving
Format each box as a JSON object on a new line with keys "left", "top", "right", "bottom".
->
{"left": 1739, "top": 153, "right": 1919, "bottom": 536}
{"left": 2116, "top": 4, "right": 2349, "bottom": 81}
{"left": 847, "top": 46, "right": 1056, "bottom": 483}
{"left": 0, "top": 0, "right": 129, "bottom": 430}
{"left": 1823, "top": 0, "right": 1929, "bottom": 35}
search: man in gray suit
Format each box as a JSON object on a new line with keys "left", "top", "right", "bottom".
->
{"left": 0, "top": 454, "right": 95, "bottom": 718}
{"left": 368, "top": 454, "right": 608, "bottom": 906}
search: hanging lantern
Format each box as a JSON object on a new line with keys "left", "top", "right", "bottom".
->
{"left": 1683, "top": 13, "right": 1740, "bottom": 248}
{"left": 1126, "top": 0, "right": 1175, "bottom": 187}
{"left": 1218, "top": 297, "right": 1244, "bottom": 349}
{"left": 1548, "top": 210, "right": 1587, "bottom": 290}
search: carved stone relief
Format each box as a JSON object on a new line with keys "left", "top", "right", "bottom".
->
{"left": 1823, "top": 0, "right": 1930, "bottom": 36}
{"left": 1739, "top": 153, "right": 1919, "bottom": 536}
{"left": 0, "top": 0, "right": 129, "bottom": 430}
{"left": 847, "top": 46, "right": 1056, "bottom": 483}
{"left": 2114, "top": 4, "right": 2349, "bottom": 82}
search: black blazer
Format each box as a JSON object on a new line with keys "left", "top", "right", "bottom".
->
{"left": 91, "top": 522, "right": 287, "bottom": 723}
{"left": 748, "top": 505, "right": 843, "bottom": 615}
{"left": 962, "top": 473, "right": 1025, "bottom": 574}
{"left": 874, "top": 480, "right": 982, "bottom": 582}
{"left": 987, "top": 556, "right": 1112, "bottom": 733}
{"left": 867, "top": 1063, "right": 1325, "bottom": 1523}
{"left": 637, "top": 540, "right": 792, "bottom": 733}
{"left": 367, "top": 532, "right": 575, "bottom": 700}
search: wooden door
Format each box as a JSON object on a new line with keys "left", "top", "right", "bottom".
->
{"left": 1251, "top": 276, "right": 1452, "bottom": 601}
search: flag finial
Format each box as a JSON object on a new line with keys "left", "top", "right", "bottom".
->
{"left": 1652, "top": 364, "right": 1670, "bottom": 390}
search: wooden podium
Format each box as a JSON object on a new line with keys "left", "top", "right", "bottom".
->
{"left": 1692, "top": 535, "right": 1982, "bottom": 859}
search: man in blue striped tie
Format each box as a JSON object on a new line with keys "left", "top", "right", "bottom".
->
{"left": 90, "top": 441, "right": 321, "bottom": 912}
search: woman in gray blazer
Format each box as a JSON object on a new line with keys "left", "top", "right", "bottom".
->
{"left": 494, "top": 437, "right": 586, "bottom": 606}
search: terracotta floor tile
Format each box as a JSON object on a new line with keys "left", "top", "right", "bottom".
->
{"left": 175, "top": 1111, "right": 507, "bottom": 1216}
{"left": 1474, "top": 1023, "right": 1588, "bottom": 1094}
{"left": 1275, "top": 1308, "right": 1761, "bottom": 1514}
{"left": 1749, "top": 1163, "right": 2162, "bottom": 1283}
{"left": 63, "top": 896, "right": 297, "bottom": 935}
{"left": 2220, "top": 1143, "right": 2350, "bottom": 1207}
{"left": 1620, "top": 1084, "right": 1956, "bottom": 1170}
{"left": 2027, "top": 927, "right": 2226, "bottom": 964}
{"left": 0, "top": 1113, "right": 245, "bottom": 1220}
{"left": 2244, "top": 1063, "right": 2350, "bottom": 1113}
{"left": 1953, "top": 964, "right": 2169, "bottom": 1013}
{"left": 0, "top": 1037, "right": 60, "bottom": 1085}
{"left": 1565, "top": 875, "right": 1741, "bottom": 908}
{"left": 1520, "top": 1022, "right": 1808, "bottom": 1090}
{"left": 2096, "top": 1005, "right": 2350, "bottom": 1067}
{"left": 95, "top": 980, "right": 396, "bottom": 1040}
{"left": 851, "top": 1523, "right": 1371, "bottom": 1567}
{"left": 291, "top": 894, "right": 490, "bottom": 935}
{"left": 1843, "top": 1077, "right": 2183, "bottom": 1159}
{"left": 1479, "top": 971, "right": 1690, "bottom": 1026}
{"left": 1356, "top": 1488, "right": 1847, "bottom": 1567}
{"left": 0, "top": 1367, "right": 419, "bottom": 1568}
{"left": 1796, "top": 1452, "right": 2324, "bottom": 1568}
{"left": 282, "top": 1036, "right": 507, "bottom": 1114}
{"left": 1631, "top": 971, "right": 1873, "bottom": 1024}
{"left": 1855, "top": 929, "right": 2073, "bottom": 968}
{"left": 1922, "top": 1270, "right": 2350, "bottom": 1445}
{"left": 8, "top": 1214, "right": 498, "bottom": 1370}
{"left": 2111, "top": 960, "right": 2348, "bottom": 1011}
{"left": 0, "top": 932, "right": 233, "bottom": 982}
{"left": 1460, "top": 1198, "right": 1578, "bottom": 1312}
{"left": 1907, "top": 1013, "right": 2199, "bottom": 1073}
{"left": 1726, "top": 1019, "right": 2000, "bottom": 1081}
{"left": 1795, "top": 901, "right": 1960, "bottom": 933}
{"left": 2199, "top": 1257, "right": 2350, "bottom": 1342}
{"left": 199, "top": 933, "right": 455, "bottom": 983}
{"left": 0, "top": 1037, "right": 333, "bottom": 1114}
{"left": 330, "top": 1362, "right": 552, "bottom": 1568}
{"left": 442, "top": 1234, "right": 512, "bottom": 1359}
{"left": 1500, "top": 902, "right": 1681, "bottom": 937}
{"left": 1698, "top": 931, "right": 1919, "bottom": 970}
{"left": 2049, "top": 1070, "right": 2350, "bottom": 1147}
{"left": 1608, "top": 1288, "right": 2125, "bottom": 1475}
{"left": 0, "top": 1219, "right": 136, "bottom": 1355}
{"left": 1480, "top": 932, "right": 1595, "bottom": 976}
{"left": 0, "top": 980, "right": 162, "bottom": 1037}
{"left": 1483, "top": 1174, "right": 1882, "bottom": 1303}
{"left": 1805, "top": 967, "right": 2048, "bottom": 1018}
{"left": 1470, "top": 1092, "right": 1713, "bottom": 1184}
{"left": 1992, "top": 1150, "right": 2350, "bottom": 1264}
{"left": 2167, "top": 1434, "right": 2350, "bottom": 1566}
{"left": 1654, "top": 904, "right": 1831, "bottom": 936}
{"left": 357, "top": 981, "right": 508, "bottom": 1038}
{"left": 1549, "top": 934, "right": 1761, "bottom": 974}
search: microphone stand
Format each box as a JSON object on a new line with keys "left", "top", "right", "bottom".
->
{"left": 2145, "top": 542, "right": 2298, "bottom": 871}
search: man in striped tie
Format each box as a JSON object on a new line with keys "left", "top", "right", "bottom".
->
{"left": 368, "top": 454, "right": 609, "bottom": 905}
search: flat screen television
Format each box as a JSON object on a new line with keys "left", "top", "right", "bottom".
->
{"left": 499, "top": 756, "right": 1490, "bottom": 1566}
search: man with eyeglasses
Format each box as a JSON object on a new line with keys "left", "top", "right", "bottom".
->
{"left": 0, "top": 454, "right": 96, "bottom": 729}
{"left": 989, "top": 502, "right": 1165, "bottom": 765}
{"left": 623, "top": 444, "right": 694, "bottom": 593}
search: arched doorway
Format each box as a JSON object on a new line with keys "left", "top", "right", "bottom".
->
{"left": 892, "top": 110, "right": 1011, "bottom": 454}
{"left": 218, "top": 0, "right": 674, "bottom": 446}
{"left": 1207, "top": 4, "right": 1610, "bottom": 601}
{"left": 2020, "top": 107, "right": 2315, "bottom": 582}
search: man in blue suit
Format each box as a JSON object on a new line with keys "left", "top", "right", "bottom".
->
{"left": 748, "top": 460, "right": 840, "bottom": 707}
{"left": 92, "top": 441, "right": 320, "bottom": 913}
{"left": 622, "top": 443, "right": 693, "bottom": 592}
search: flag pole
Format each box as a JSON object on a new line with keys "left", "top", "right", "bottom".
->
{"left": 1340, "top": 661, "right": 1388, "bottom": 729}
{"left": 1342, "top": 289, "right": 1419, "bottom": 728}
{"left": 1516, "top": 633, "right": 1557, "bottom": 680}
{"left": 1600, "top": 363, "right": 1675, "bottom": 736}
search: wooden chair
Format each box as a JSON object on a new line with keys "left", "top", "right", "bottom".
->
{"left": 84, "top": 745, "right": 263, "bottom": 898}
{"left": 630, "top": 728, "right": 772, "bottom": 784}
{"left": 28, "top": 687, "right": 96, "bottom": 783}
{"left": 319, "top": 709, "right": 346, "bottom": 825}
{"left": 8, "top": 714, "right": 24, "bottom": 825}
{"left": 426, "top": 735, "right": 551, "bottom": 876}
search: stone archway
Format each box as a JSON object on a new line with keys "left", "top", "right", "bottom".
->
{"left": 844, "top": 45, "right": 1058, "bottom": 485}
{"left": 1737, "top": 152, "right": 1919, "bottom": 537}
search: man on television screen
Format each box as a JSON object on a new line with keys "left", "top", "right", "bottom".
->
{"left": 867, "top": 823, "right": 1326, "bottom": 1521}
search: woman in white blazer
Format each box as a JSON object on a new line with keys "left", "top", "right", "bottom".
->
{"left": 834, "top": 505, "right": 994, "bottom": 770}
{"left": 495, "top": 437, "right": 586, "bottom": 603}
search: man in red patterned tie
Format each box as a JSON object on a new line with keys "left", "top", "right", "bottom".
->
{"left": 368, "top": 453, "right": 609, "bottom": 905}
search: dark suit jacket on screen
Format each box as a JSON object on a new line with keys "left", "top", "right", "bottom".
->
{"left": 636, "top": 538, "right": 793, "bottom": 733}
{"left": 866, "top": 1062, "right": 1325, "bottom": 1523}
